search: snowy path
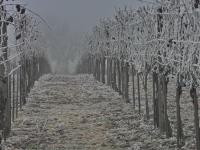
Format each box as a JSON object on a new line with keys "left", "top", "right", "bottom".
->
{"left": 2, "top": 74, "right": 196, "bottom": 149}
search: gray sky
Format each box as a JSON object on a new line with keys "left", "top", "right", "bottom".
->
{"left": 17, "top": 0, "right": 146, "bottom": 33}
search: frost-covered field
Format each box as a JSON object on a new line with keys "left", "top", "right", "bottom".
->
{"left": 2, "top": 74, "right": 198, "bottom": 149}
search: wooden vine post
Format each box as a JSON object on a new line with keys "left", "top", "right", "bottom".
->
{"left": 117, "top": 59, "right": 121, "bottom": 95}
{"left": 137, "top": 72, "right": 140, "bottom": 114}
{"left": 107, "top": 58, "right": 110, "bottom": 86}
{"left": 121, "top": 60, "right": 124, "bottom": 99}
{"left": 101, "top": 56, "right": 105, "bottom": 84}
{"left": 190, "top": 81, "right": 200, "bottom": 150}
{"left": 113, "top": 59, "right": 117, "bottom": 91}
{"left": 132, "top": 65, "right": 135, "bottom": 108}
{"left": 162, "top": 75, "right": 172, "bottom": 138}
{"left": 0, "top": 6, "right": 9, "bottom": 141}
{"left": 125, "top": 62, "right": 129, "bottom": 103}
{"left": 176, "top": 81, "right": 184, "bottom": 148}
{"left": 152, "top": 72, "right": 156, "bottom": 127}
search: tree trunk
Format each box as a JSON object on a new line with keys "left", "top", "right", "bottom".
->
{"left": 0, "top": 13, "right": 8, "bottom": 142}
{"left": 121, "top": 61, "right": 124, "bottom": 99}
{"left": 20, "top": 65, "right": 22, "bottom": 110}
{"left": 162, "top": 76, "right": 172, "bottom": 138}
{"left": 158, "top": 80, "right": 165, "bottom": 134}
{"left": 152, "top": 72, "right": 156, "bottom": 127}
{"left": 101, "top": 57, "right": 105, "bottom": 84}
{"left": 176, "top": 83, "right": 184, "bottom": 148}
{"left": 0, "top": 84, "right": 5, "bottom": 140}
{"left": 124, "top": 63, "right": 127, "bottom": 100}
{"left": 144, "top": 72, "right": 149, "bottom": 120}
{"left": 107, "top": 58, "right": 110, "bottom": 86}
{"left": 132, "top": 65, "right": 135, "bottom": 108}
{"left": 8, "top": 73, "right": 11, "bottom": 130}
{"left": 22, "top": 62, "right": 26, "bottom": 105}
{"left": 93, "top": 58, "right": 96, "bottom": 78}
{"left": 109, "top": 59, "right": 114, "bottom": 89}
{"left": 16, "top": 69, "right": 19, "bottom": 118}
{"left": 137, "top": 73, "right": 140, "bottom": 114}
{"left": 154, "top": 73, "right": 159, "bottom": 127}
{"left": 31, "top": 55, "right": 34, "bottom": 88}
{"left": 26, "top": 60, "right": 31, "bottom": 93}
{"left": 97, "top": 58, "right": 100, "bottom": 82}
{"left": 4, "top": 74, "right": 10, "bottom": 140}
{"left": 12, "top": 72, "right": 15, "bottom": 122}
{"left": 113, "top": 60, "right": 117, "bottom": 91}
{"left": 117, "top": 60, "right": 121, "bottom": 95}
{"left": 125, "top": 62, "right": 129, "bottom": 103}
{"left": 190, "top": 86, "right": 200, "bottom": 150}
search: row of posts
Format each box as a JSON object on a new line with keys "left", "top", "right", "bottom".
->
{"left": 76, "top": 57, "right": 130, "bottom": 103}
{"left": 76, "top": 56, "right": 200, "bottom": 149}
{"left": 0, "top": 54, "right": 51, "bottom": 146}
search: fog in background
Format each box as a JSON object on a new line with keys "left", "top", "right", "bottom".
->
{"left": 16, "top": 0, "right": 147, "bottom": 73}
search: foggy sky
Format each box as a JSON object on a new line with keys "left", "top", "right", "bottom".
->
{"left": 17, "top": 0, "right": 146, "bottom": 33}
{"left": 11, "top": 0, "right": 149, "bottom": 72}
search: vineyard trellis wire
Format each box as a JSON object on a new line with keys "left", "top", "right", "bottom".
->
{"left": 76, "top": 0, "right": 200, "bottom": 149}
{"left": 0, "top": 0, "right": 51, "bottom": 147}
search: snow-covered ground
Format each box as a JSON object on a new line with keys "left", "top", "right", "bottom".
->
{"left": 2, "top": 74, "right": 198, "bottom": 149}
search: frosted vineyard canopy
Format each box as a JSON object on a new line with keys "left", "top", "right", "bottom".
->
{"left": 78, "top": 0, "right": 200, "bottom": 88}
{"left": 0, "top": 1, "right": 50, "bottom": 79}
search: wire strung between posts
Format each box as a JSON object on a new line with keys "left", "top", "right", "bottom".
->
{"left": 0, "top": 52, "right": 22, "bottom": 65}
{"left": 8, "top": 64, "right": 21, "bottom": 76}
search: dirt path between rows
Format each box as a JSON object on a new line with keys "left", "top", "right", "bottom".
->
{"left": 2, "top": 74, "right": 197, "bottom": 149}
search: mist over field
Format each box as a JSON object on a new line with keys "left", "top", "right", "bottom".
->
{"left": 16, "top": 0, "right": 147, "bottom": 73}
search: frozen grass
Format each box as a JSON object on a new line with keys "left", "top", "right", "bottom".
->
{"left": 2, "top": 74, "right": 198, "bottom": 149}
